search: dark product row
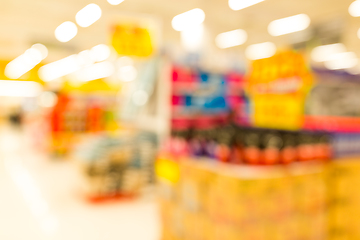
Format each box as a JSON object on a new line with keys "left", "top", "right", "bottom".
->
{"left": 169, "top": 122, "right": 332, "bottom": 165}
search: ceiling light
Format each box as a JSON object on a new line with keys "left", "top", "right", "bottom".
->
{"left": 90, "top": 44, "right": 111, "bottom": 62}
{"left": 118, "top": 65, "right": 137, "bottom": 82}
{"left": 39, "top": 55, "right": 81, "bottom": 82}
{"left": 5, "top": 45, "right": 47, "bottom": 79}
{"left": 31, "top": 44, "right": 48, "bottom": 59}
{"left": 181, "top": 24, "right": 204, "bottom": 51}
{"left": 268, "top": 14, "right": 310, "bottom": 36}
{"left": 39, "top": 44, "right": 114, "bottom": 82}
{"left": 228, "top": 0, "right": 264, "bottom": 11}
{"left": 346, "top": 64, "right": 360, "bottom": 75}
{"left": 311, "top": 43, "right": 346, "bottom": 62}
{"left": 172, "top": 8, "right": 205, "bottom": 31}
{"left": 349, "top": 0, "right": 360, "bottom": 17}
{"left": 69, "top": 61, "right": 115, "bottom": 82}
{"left": 76, "top": 3, "right": 102, "bottom": 28}
{"left": 107, "top": 0, "right": 125, "bottom": 5}
{"left": 132, "top": 90, "right": 148, "bottom": 106}
{"left": 0, "top": 80, "right": 42, "bottom": 97}
{"left": 76, "top": 50, "right": 94, "bottom": 66}
{"left": 116, "top": 56, "right": 133, "bottom": 67}
{"left": 324, "top": 52, "right": 358, "bottom": 70}
{"left": 55, "top": 21, "right": 78, "bottom": 42}
{"left": 38, "top": 91, "right": 58, "bottom": 108}
{"left": 245, "top": 42, "right": 276, "bottom": 60}
{"left": 215, "top": 29, "right": 247, "bottom": 49}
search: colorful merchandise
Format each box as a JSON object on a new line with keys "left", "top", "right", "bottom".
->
{"left": 50, "top": 93, "right": 118, "bottom": 156}
{"left": 171, "top": 66, "right": 247, "bottom": 125}
{"left": 74, "top": 131, "right": 157, "bottom": 202}
{"left": 157, "top": 158, "right": 327, "bottom": 240}
{"left": 166, "top": 125, "right": 333, "bottom": 165}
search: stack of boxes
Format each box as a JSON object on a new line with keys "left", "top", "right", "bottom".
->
{"left": 157, "top": 159, "right": 327, "bottom": 240}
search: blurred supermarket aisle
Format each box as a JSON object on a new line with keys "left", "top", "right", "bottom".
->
{"left": 0, "top": 125, "right": 160, "bottom": 240}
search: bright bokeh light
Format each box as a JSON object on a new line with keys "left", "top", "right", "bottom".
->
{"left": 347, "top": 64, "right": 360, "bottom": 75}
{"left": 107, "top": 0, "right": 125, "bottom": 5}
{"left": 39, "top": 44, "right": 115, "bottom": 82}
{"left": 349, "top": 0, "right": 360, "bottom": 17}
{"left": 55, "top": 21, "right": 78, "bottom": 42}
{"left": 39, "top": 55, "right": 81, "bottom": 82}
{"left": 268, "top": 14, "right": 310, "bottom": 36}
{"left": 0, "top": 80, "right": 42, "bottom": 97}
{"left": 76, "top": 3, "right": 102, "bottom": 28}
{"left": 38, "top": 91, "right": 58, "bottom": 108}
{"left": 215, "top": 29, "right": 247, "bottom": 49}
{"left": 311, "top": 43, "right": 347, "bottom": 62}
{"left": 245, "top": 42, "right": 276, "bottom": 60}
{"left": 228, "top": 0, "right": 264, "bottom": 11}
{"left": 76, "top": 50, "right": 94, "bottom": 66}
{"left": 31, "top": 44, "right": 48, "bottom": 60}
{"left": 70, "top": 61, "right": 115, "bottom": 82}
{"left": 132, "top": 90, "right": 149, "bottom": 106}
{"left": 357, "top": 28, "right": 360, "bottom": 39}
{"left": 5, "top": 44, "right": 48, "bottom": 79}
{"left": 90, "top": 44, "right": 111, "bottom": 62}
{"left": 116, "top": 56, "right": 133, "bottom": 67}
{"left": 118, "top": 65, "right": 137, "bottom": 82}
{"left": 172, "top": 8, "right": 205, "bottom": 31}
{"left": 324, "top": 52, "right": 359, "bottom": 70}
{"left": 181, "top": 24, "right": 204, "bottom": 51}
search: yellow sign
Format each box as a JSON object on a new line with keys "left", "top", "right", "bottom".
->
{"left": 252, "top": 94, "right": 305, "bottom": 130}
{"left": 62, "top": 79, "right": 120, "bottom": 93}
{"left": 247, "top": 51, "right": 313, "bottom": 130}
{"left": 111, "top": 24, "right": 153, "bottom": 57}
{"left": 155, "top": 157, "right": 180, "bottom": 184}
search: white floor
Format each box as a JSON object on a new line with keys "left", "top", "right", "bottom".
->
{"left": 0, "top": 126, "right": 161, "bottom": 240}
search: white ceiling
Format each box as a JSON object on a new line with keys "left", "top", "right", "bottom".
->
{"left": 0, "top": 0, "right": 359, "bottom": 63}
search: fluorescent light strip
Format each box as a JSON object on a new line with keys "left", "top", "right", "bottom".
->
{"left": 5, "top": 44, "right": 48, "bottom": 79}
{"left": 172, "top": 8, "right": 205, "bottom": 31}
{"left": 245, "top": 42, "right": 276, "bottom": 60}
{"left": 215, "top": 29, "right": 247, "bottom": 49}
{"left": 181, "top": 24, "right": 204, "bottom": 51}
{"left": 39, "top": 44, "right": 113, "bottom": 82}
{"left": 324, "top": 52, "right": 358, "bottom": 70}
{"left": 76, "top": 3, "right": 102, "bottom": 28}
{"left": 39, "top": 55, "right": 81, "bottom": 82}
{"left": 69, "top": 61, "right": 115, "bottom": 82}
{"left": 0, "top": 80, "right": 42, "bottom": 97}
{"left": 268, "top": 14, "right": 310, "bottom": 36}
{"left": 311, "top": 43, "right": 346, "bottom": 62}
{"left": 228, "top": 0, "right": 264, "bottom": 11}
{"left": 55, "top": 21, "right": 78, "bottom": 42}
{"left": 90, "top": 44, "right": 111, "bottom": 62}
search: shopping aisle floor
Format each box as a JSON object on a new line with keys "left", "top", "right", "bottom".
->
{"left": 0, "top": 126, "right": 161, "bottom": 240}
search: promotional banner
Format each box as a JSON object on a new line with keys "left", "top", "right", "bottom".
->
{"left": 247, "top": 51, "right": 313, "bottom": 130}
{"left": 111, "top": 23, "right": 153, "bottom": 57}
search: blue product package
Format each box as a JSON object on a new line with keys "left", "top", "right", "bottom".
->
{"left": 200, "top": 72, "right": 209, "bottom": 82}
{"left": 184, "top": 95, "right": 192, "bottom": 106}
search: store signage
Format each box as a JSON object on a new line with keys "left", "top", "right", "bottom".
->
{"left": 111, "top": 23, "right": 153, "bottom": 57}
{"left": 247, "top": 51, "right": 313, "bottom": 130}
